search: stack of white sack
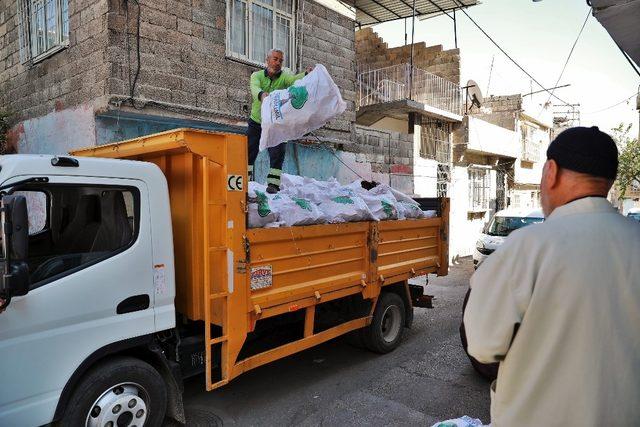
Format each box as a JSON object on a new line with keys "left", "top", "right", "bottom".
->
{"left": 247, "top": 175, "right": 437, "bottom": 228}
{"left": 248, "top": 182, "right": 325, "bottom": 228}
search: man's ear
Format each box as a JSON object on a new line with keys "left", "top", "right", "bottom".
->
{"left": 546, "top": 159, "right": 560, "bottom": 189}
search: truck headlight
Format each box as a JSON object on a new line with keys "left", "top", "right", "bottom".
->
{"left": 475, "top": 240, "right": 484, "bottom": 251}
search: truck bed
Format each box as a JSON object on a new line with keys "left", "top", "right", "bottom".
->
{"left": 72, "top": 128, "right": 449, "bottom": 391}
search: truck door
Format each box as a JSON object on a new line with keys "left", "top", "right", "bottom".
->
{"left": 0, "top": 176, "right": 155, "bottom": 427}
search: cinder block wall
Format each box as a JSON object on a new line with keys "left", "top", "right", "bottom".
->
{"left": 0, "top": 0, "right": 110, "bottom": 142}
{"left": 106, "top": 0, "right": 356, "bottom": 144}
{"left": 355, "top": 27, "right": 460, "bottom": 85}
{"left": 471, "top": 94, "right": 522, "bottom": 131}
{"left": 0, "top": 0, "right": 356, "bottom": 152}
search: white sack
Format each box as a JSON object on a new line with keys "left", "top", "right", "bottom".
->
{"left": 248, "top": 182, "right": 278, "bottom": 228}
{"left": 270, "top": 194, "right": 326, "bottom": 227}
{"left": 281, "top": 173, "right": 343, "bottom": 205}
{"left": 259, "top": 64, "right": 347, "bottom": 151}
{"left": 318, "top": 194, "right": 373, "bottom": 223}
{"left": 384, "top": 185, "right": 425, "bottom": 219}
{"left": 430, "top": 415, "right": 487, "bottom": 427}
{"left": 358, "top": 185, "right": 399, "bottom": 221}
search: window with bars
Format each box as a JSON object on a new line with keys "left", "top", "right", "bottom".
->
{"left": 468, "top": 168, "right": 490, "bottom": 211}
{"left": 18, "top": 0, "right": 69, "bottom": 63}
{"left": 227, "top": 0, "right": 296, "bottom": 67}
{"left": 420, "top": 121, "right": 451, "bottom": 164}
{"left": 437, "top": 163, "right": 450, "bottom": 198}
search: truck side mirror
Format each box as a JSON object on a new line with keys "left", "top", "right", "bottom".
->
{"left": 1, "top": 195, "right": 30, "bottom": 302}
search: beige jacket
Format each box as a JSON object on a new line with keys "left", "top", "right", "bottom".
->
{"left": 465, "top": 197, "right": 640, "bottom": 426}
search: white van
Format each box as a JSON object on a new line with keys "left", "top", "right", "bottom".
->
{"left": 473, "top": 207, "right": 544, "bottom": 269}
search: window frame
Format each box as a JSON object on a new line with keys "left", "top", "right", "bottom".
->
{"left": 18, "top": 0, "right": 70, "bottom": 65}
{"left": 226, "top": 0, "right": 297, "bottom": 68}
{"left": 8, "top": 183, "right": 142, "bottom": 290}
{"left": 468, "top": 167, "right": 490, "bottom": 212}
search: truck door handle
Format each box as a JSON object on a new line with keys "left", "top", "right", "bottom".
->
{"left": 117, "top": 294, "right": 150, "bottom": 314}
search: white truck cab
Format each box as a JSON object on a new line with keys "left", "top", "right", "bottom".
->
{"left": 0, "top": 154, "right": 177, "bottom": 426}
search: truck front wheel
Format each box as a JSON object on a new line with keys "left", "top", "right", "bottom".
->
{"left": 363, "top": 292, "right": 406, "bottom": 353}
{"left": 61, "top": 357, "right": 167, "bottom": 427}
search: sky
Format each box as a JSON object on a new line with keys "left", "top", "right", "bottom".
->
{"left": 371, "top": 0, "right": 640, "bottom": 137}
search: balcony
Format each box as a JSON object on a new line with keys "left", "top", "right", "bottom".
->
{"left": 356, "top": 64, "right": 463, "bottom": 125}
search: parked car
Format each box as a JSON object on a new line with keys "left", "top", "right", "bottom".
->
{"left": 627, "top": 208, "right": 640, "bottom": 222}
{"left": 473, "top": 207, "right": 544, "bottom": 269}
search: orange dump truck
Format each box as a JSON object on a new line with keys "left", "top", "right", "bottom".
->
{"left": 15, "top": 128, "right": 450, "bottom": 423}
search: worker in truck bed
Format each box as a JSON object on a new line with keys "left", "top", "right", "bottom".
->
{"left": 248, "top": 49, "right": 313, "bottom": 193}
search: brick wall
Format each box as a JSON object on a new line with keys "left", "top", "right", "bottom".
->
{"left": 471, "top": 94, "right": 522, "bottom": 131}
{"left": 355, "top": 27, "right": 460, "bottom": 85}
{"left": 0, "top": 0, "right": 110, "bottom": 141}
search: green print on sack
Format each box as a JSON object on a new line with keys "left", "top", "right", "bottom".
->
{"left": 288, "top": 86, "right": 309, "bottom": 109}
{"left": 255, "top": 191, "right": 272, "bottom": 217}
{"left": 381, "top": 199, "right": 395, "bottom": 218}
{"left": 331, "top": 196, "right": 354, "bottom": 205}
{"left": 293, "top": 197, "right": 313, "bottom": 211}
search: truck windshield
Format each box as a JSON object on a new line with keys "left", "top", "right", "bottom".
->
{"left": 487, "top": 216, "right": 543, "bottom": 237}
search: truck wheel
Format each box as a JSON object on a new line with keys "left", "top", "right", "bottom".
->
{"left": 363, "top": 292, "right": 406, "bottom": 354}
{"left": 61, "top": 357, "right": 167, "bottom": 427}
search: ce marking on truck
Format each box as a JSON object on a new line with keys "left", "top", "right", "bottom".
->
{"left": 227, "top": 175, "right": 244, "bottom": 191}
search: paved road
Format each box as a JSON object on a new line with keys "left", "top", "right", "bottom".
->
{"left": 179, "top": 259, "right": 490, "bottom": 426}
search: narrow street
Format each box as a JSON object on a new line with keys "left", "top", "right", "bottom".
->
{"left": 178, "top": 259, "right": 490, "bottom": 426}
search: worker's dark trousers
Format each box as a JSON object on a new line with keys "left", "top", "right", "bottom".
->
{"left": 247, "top": 119, "right": 285, "bottom": 187}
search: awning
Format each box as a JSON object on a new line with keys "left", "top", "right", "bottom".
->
{"left": 344, "top": 0, "right": 479, "bottom": 26}
{"left": 591, "top": 0, "right": 640, "bottom": 67}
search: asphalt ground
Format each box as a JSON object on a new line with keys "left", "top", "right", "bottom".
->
{"left": 177, "top": 258, "right": 491, "bottom": 426}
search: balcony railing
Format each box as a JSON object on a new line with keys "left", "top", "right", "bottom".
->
{"left": 357, "top": 63, "right": 463, "bottom": 117}
{"left": 522, "top": 138, "right": 541, "bottom": 162}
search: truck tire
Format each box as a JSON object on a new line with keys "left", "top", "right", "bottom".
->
{"left": 363, "top": 292, "right": 406, "bottom": 354}
{"left": 60, "top": 356, "right": 167, "bottom": 427}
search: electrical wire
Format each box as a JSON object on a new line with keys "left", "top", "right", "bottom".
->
{"left": 451, "top": 0, "right": 572, "bottom": 107}
{"left": 540, "top": 10, "right": 590, "bottom": 114}
{"left": 124, "top": 0, "right": 143, "bottom": 110}
{"left": 583, "top": 93, "right": 637, "bottom": 115}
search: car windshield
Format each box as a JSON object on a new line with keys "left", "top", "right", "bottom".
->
{"left": 487, "top": 216, "right": 543, "bottom": 237}
{"left": 628, "top": 213, "right": 640, "bottom": 222}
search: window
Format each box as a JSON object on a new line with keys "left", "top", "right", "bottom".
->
{"left": 420, "top": 121, "right": 451, "bottom": 163}
{"left": 8, "top": 184, "right": 139, "bottom": 288}
{"left": 227, "top": 0, "right": 295, "bottom": 67}
{"left": 437, "top": 164, "right": 450, "bottom": 198}
{"left": 521, "top": 123, "right": 541, "bottom": 163}
{"left": 468, "top": 168, "right": 490, "bottom": 211}
{"left": 18, "top": 0, "right": 69, "bottom": 63}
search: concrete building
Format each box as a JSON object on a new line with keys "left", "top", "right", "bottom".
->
{"left": 0, "top": 0, "right": 370, "bottom": 183}
{"left": 353, "top": 28, "right": 553, "bottom": 260}
{"left": 0, "top": 0, "right": 478, "bottom": 190}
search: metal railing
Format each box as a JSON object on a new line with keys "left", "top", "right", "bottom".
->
{"left": 521, "top": 137, "right": 541, "bottom": 162}
{"left": 357, "top": 63, "right": 463, "bottom": 116}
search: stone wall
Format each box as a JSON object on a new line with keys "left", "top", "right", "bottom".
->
{"left": 0, "top": 0, "right": 111, "bottom": 151}
{"left": 471, "top": 94, "right": 522, "bottom": 131}
{"left": 1, "top": 0, "right": 356, "bottom": 152}
{"left": 355, "top": 27, "right": 460, "bottom": 85}
{"left": 107, "top": 0, "right": 356, "bottom": 144}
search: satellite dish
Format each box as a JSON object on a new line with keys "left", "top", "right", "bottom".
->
{"left": 466, "top": 79, "right": 484, "bottom": 110}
